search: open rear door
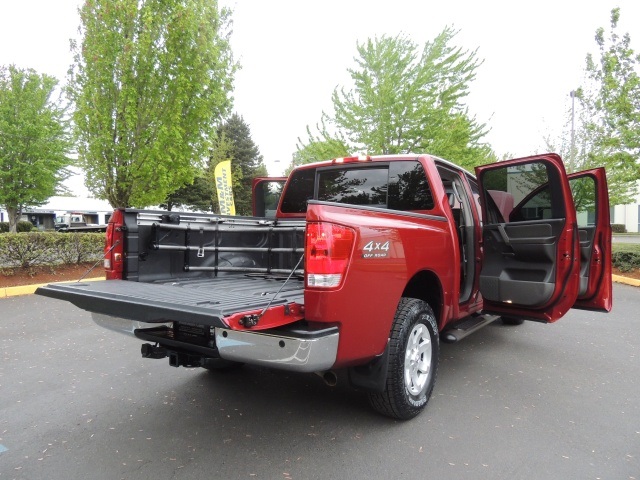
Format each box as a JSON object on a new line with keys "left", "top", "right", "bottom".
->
{"left": 475, "top": 154, "right": 580, "bottom": 323}
{"left": 568, "top": 168, "right": 612, "bottom": 311}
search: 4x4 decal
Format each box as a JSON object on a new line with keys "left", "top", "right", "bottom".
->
{"left": 362, "top": 240, "right": 390, "bottom": 258}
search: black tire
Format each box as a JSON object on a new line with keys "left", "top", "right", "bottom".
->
{"left": 368, "top": 298, "right": 439, "bottom": 420}
{"left": 501, "top": 316, "right": 525, "bottom": 326}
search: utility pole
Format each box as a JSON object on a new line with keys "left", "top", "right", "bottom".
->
{"left": 569, "top": 90, "right": 576, "bottom": 173}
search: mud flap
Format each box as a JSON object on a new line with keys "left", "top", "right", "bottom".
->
{"left": 348, "top": 342, "right": 390, "bottom": 393}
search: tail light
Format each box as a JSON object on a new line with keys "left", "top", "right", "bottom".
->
{"left": 305, "top": 222, "right": 355, "bottom": 289}
{"left": 104, "top": 209, "right": 125, "bottom": 280}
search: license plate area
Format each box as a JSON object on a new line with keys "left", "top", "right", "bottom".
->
{"left": 175, "top": 322, "right": 211, "bottom": 339}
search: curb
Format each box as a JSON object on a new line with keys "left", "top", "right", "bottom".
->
{"left": 2, "top": 274, "right": 638, "bottom": 300}
{"left": 0, "top": 277, "right": 104, "bottom": 299}
{"left": 612, "top": 274, "right": 640, "bottom": 287}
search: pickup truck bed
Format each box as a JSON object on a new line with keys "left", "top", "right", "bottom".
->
{"left": 37, "top": 275, "right": 305, "bottom": 328}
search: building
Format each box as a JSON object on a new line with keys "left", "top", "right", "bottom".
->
{"left": 2, "top": 187, "right": 639, "bottom": 232}
{"left": 610, "top": 180, "right": 640, "bottom": 232}
{"left": 0, "top": 196, "right": 113, "bottom": 230}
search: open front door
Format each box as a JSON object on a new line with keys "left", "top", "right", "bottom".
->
{"left": 475, "top": 154, "right": 580, "bottom": 323}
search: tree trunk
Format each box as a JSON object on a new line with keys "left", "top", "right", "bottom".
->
{"left": 6, "top": 206, "right": 20, "bottom": 233}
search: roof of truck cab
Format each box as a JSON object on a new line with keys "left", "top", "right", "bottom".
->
{"left": 291, "top": 154, "right": 476, "bottom": 179}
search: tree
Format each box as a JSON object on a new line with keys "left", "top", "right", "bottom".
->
{"left": 68, "top": 0, "right": 237, "bottom": 208}
{"left": 159, "top": 174, "right": 215, "bottom": 212}
{"left": 575, "top": 8, "right": 640, "bottom": 206}
{"left": 287, "top": 122, "right": 349, "bottom": 174}
{"left": 302, "top": 29, "right": 493, "bottom": 170}
{"left": 0, "top": 66, "right": 72, "bottom": 233}
{"left": 214, "top": 114, "right": 267, "bottom": 216}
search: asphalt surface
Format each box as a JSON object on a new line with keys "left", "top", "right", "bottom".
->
{"left": 613, "top": 235, "right": 640, "bottom": 244}
{"left": 1, "top": 286, "right": 638, "bottom": 480}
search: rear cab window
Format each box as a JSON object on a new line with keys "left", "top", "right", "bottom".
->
{"left": 280, "top": 160, "right": 434, "bottom": 214}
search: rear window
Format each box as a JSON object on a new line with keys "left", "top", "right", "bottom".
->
{"left": 318, "top": 167, "right": 388, "bottom": 206}
{"left": 280, "top": 161, "right": 434, "bottom": 213}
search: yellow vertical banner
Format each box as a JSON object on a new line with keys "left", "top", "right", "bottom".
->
{"left": 214, "top": 160, "right": 236, "bottom": 215}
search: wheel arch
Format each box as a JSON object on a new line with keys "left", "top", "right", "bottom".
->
{"left": 348, "top": 271, "right": 443, "bottom": 397}
{"left": 402, "top": 270, "right": 443, "bottom": 330}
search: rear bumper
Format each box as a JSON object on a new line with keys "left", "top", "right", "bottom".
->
{"left": 92, "top": 313, "right": 339, "bottom": 373}
{"left": 215, "top": 326, "right": 339, "bottom": 372}
{"left": 92, "top": 313, "right": 172, "bottom": 336}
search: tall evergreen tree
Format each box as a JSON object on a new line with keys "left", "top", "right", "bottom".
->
{"left": 159, "top": 175, "right": 215, "bottom": 212}
{"left": 215, "top": 114, "right": 267, "bottom": 216}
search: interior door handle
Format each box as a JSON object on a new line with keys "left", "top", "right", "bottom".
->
{"left": 497, "top": 224, "right": 511, "bottom": 246}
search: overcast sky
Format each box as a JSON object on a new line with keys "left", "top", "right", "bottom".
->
{"left": 2, "top": 0, "right": 639, "bottom": 191}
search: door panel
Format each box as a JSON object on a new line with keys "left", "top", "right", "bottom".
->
{"left": 480, "top": 219, "right": 564, "bottom": 307}
{"left": 569, "top": 168, "right": 612, "bottom": 311}
{"left": 577, "top": 227, "right": 595, "bottom": 296}
{"left": 475, "top": 154, "right": 580, "bottom": 323}
{"left": 503, "top": 167, "right": 612, "bottom": 312}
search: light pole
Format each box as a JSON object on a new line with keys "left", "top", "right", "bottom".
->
{"left": 569, "top": 90, "right": 576, "bottom": 173}
{"left": 272, "top": 159, "right": 281, "bottom": 177}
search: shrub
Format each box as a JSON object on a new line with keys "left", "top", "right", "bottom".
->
{"left": 612, "top": 243, "right": 640, "bottom": 272}
{"left": 0, "top": 232, "right": 56, "bottom": 268}
{"left": 0, "top": 221, "right": 35, "bottom": 233}
{"left": 0, "top": 232, "right": 105, "bottom": 269}
{"left": 54, "top": 233, "right": 105, "bottom": 264}
{"left": 611, "top": 224, "right": 627, "bottom": 233}
{"left": 612, "top": 251, "right": 640, "bottom": 272}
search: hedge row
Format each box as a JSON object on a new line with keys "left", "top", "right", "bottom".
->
{"left": 0, "top": 221, "right": 36, "bottom": 233}
{"left": 612, "top": 243, "right": 640, "bottom": 272}
{"left": 0, "top": 232, "right": 105, "bottom": 269}
{"left": 2, "top": 230, "right": 638, "bottom": 272}
{"left": 612, "top": 251, "right": 640, "bottom": 272}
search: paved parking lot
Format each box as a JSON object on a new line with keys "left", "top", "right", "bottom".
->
{"left": 1, "top": 285, "right": 638, "bottom": 479}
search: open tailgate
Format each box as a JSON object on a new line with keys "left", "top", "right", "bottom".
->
{"left": 36, "top": 277, "right": 305, "bottom": 328}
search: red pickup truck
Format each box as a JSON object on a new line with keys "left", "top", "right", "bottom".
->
{"left": 37, "top": 153, "right": 612, "bottom": 419}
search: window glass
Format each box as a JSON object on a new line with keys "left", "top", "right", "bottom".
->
{"left": 317, "top": 167, "right": 388, "bottom": 206}
{"left": 570, "top": 176, "right": 596, "bottom": 227}
{"left": 255, "top": 180, "right": 284, "bottom": 218}
{"left": 483, "top": 162, "right": 554, "bottom": 222}
{"left": 388, "top": 161, "right": 434, "bottom": 210}
{"left": 280, "top": 161, "right": 434, "bottom": 213}
{"left": 280, "top": 168, "right": 315, "bottom": 213}
{"left": 517, "top": 186, "right": 552, "bottom": 221}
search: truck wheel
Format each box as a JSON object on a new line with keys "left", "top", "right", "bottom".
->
{"left": 368, "top": 298, "right": 439, "bottom": 420}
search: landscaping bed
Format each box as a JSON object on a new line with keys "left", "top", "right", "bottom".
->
{"left": 0, "top": 263, "right": 105, "bottom": 288}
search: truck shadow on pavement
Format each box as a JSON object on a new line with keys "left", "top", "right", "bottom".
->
{"left": 132, "top": 320, "right": 533, "bottom": 431}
